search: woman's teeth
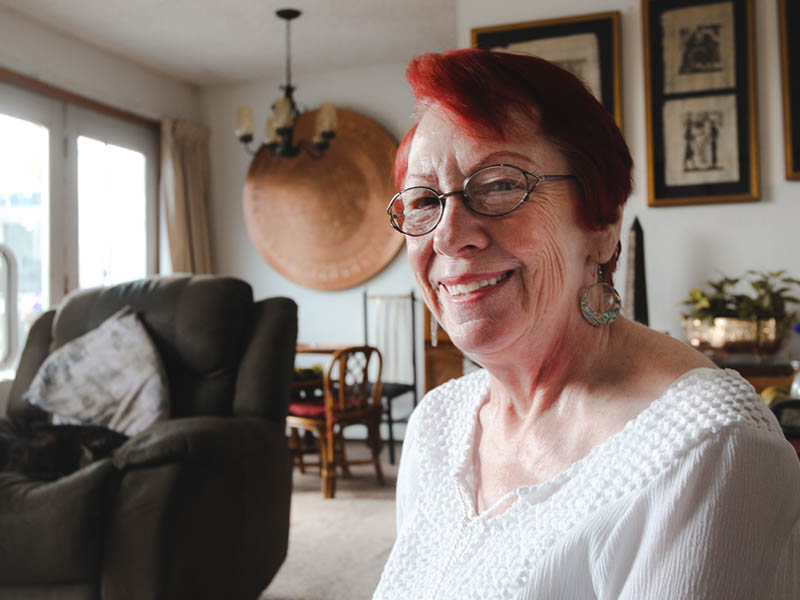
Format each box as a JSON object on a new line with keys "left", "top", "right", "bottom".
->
{"left": 444, "top": 272, "right": 510, "bottom": 297}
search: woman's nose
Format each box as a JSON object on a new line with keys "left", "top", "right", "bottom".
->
{"left": 432, "top": 192, "right": 491, "bottom": 256}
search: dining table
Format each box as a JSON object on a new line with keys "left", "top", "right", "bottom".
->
{"left": 295, "top": 343, "right": 354, "bottom": 355}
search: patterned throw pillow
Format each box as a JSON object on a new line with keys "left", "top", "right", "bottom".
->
{"left": 23, "top": 306, "right": 169, "bottom": 436}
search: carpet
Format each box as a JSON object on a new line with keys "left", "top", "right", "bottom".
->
{"left": 261, "top": 440, "right": 400, "bottom": 600}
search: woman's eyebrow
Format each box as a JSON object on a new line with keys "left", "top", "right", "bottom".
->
{"left": 474, "top": 150, "right": 534, "bottom": 167}
{"left": 403, "top": 170, "right": 438, "bottom": 185}
{"left": 460, "top": 154, "right": 545, "bottom": 177}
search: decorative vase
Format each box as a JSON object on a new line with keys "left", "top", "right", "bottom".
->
{"left": 682, "top": 317, "right": 790, "bottom": 354}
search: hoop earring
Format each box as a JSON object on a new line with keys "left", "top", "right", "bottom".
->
{"left": 580, "top": 264, "right": 622, "bottom": 327}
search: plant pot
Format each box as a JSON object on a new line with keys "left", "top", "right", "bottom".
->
{"left": 682, "top": 317, "right": 790, "bottom": 353}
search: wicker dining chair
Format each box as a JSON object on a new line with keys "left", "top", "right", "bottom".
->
{"left": 287, "top": 346, "right": 385, "bottom": 498}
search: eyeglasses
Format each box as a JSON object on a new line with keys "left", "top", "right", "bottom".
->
{"left": 387, "top": 163, "right": 576, "bottom": 236}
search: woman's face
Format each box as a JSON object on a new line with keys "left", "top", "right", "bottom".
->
{"left": 404, "top": 106, "right": 607, "bottom": 361}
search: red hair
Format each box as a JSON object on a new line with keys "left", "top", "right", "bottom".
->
{"left": 394, "top": 48, "right": 632, "bottom": 237}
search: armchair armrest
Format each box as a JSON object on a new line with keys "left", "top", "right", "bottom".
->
{"left": 0, "top": 458, "right": 121, "bottom": 583}
{"left": 112, "top": 416, "right": 285, "bottom": 469}
{"left": 103, "top": 414, "right": 291, "bottom": 599}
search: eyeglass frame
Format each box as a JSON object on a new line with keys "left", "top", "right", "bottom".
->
{"left": 386, "top": 163, "right": 576, "bottom": 236}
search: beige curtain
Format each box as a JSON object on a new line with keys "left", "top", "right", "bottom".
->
{"left": 160, "top": 118, "right": 213, "bottom": 274}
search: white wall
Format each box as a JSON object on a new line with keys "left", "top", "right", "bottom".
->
{"left": 202, "top": 62, "right": 419, "bottom": 357}
{"left": 0, "top": 6, "right": 202, "bottom": 122}
{"left": 459, "top": 0, "right": 800, "bottom": 336}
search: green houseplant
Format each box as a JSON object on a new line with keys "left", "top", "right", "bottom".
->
{"left": 682, "top": 270, "right": 800, "bottom": 353}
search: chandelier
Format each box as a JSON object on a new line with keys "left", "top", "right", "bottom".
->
{"left": 235, "top": 8, "right": 337, "bottom": 157}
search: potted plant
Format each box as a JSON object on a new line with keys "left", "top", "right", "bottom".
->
{"left": 682, "top": 270, "right": 800, "bottom": 353}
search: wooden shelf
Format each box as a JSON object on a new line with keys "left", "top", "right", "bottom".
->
{"left": 709, "top": 353, "right": 796, "bottom": 394}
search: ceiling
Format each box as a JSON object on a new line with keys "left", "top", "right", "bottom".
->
{"left": 0, "top": 0, "right": 458, "bottom": 87}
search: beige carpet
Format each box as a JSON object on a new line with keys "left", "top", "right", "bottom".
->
{"left": 261, "top": 441, "right": 400, "bottom": 600}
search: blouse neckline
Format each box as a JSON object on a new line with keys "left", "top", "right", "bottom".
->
{"left": 454, "top": 366, "right": 731, "bottom": 521}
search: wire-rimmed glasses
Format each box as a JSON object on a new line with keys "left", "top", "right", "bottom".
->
{"left": 387, "top": 163, "right": 576, "bottom": 236}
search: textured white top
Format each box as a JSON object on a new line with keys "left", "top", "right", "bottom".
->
{"left": 374, "top": 368, "right": 800, "bottom": 599}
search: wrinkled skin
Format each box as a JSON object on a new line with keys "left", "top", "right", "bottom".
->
{"left": 404, "top": 105, "right": 618, "bottom": 377}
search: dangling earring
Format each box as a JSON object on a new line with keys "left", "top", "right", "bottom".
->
{"left": 580, "top": 263, "right": 622, "bottom": 326}
{"left": 430, "top": 312, "right": 439, "bottom": 347}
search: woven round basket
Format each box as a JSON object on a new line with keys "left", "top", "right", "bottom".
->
{"left": 243, "top": 108, "right": 404, "bottom": 290}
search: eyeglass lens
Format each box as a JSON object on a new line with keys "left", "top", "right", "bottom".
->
{"left": 389, "top": 165, "right": 531, "bottom": 235}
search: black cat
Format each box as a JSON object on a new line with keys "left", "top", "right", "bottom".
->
{"left": 1, "top": 423, "right": 128, "bottom": 481}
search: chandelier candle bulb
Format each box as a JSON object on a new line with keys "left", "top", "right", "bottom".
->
{"left": 235, "top": 106, "right": 254, "bottom": 139}
{"left": 273, "top": 97, "right": 294, "bottom": 129}
{"left": 316, "top": 102, "right": 338, "bottom": 135}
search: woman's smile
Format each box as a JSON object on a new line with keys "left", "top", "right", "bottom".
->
{"left": 437, "top": 270, "right": 513, "bottom": 299}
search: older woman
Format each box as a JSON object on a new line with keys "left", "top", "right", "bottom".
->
{"left": 374, "top": 49, "right": 800, "bottom": 599}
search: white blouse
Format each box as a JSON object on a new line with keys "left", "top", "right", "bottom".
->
{"left": 374, "top": 368, "right": 800, "bottom": 599}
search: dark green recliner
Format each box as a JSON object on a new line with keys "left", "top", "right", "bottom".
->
{"left": 0, "top": 275, "right": 297, "bottom": 600}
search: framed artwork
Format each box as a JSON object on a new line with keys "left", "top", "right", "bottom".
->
{"left": 779, "top": 0, "right": 800, "bottom": 180}
{"left": 471, "top": 11, "right": 622, "bottom": 128}
{"left": 642, "top": 0, "right": 758, "bottom": 206}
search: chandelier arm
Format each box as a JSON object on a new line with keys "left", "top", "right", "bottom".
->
{"left": 297, "top": 139, "right": 325, "bottom": 160}
{"left": 238, "top": 138, "right": 257, "bottom": 156}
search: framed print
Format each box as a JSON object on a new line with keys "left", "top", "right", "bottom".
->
{"left": 471, "top": 11, "right": 622, "bottom": 128}
{"left": 643, "top": 0, "right": 758, "bottom": 206}
{"left": 779, "top": 0, "right": 800, "bottom": 180}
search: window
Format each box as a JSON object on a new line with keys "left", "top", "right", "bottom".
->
{"left": 77, "top": 137, "right": 148, "bottom": 288}
{"left": 0, "top": 81, "right": 158, "bottom": 368}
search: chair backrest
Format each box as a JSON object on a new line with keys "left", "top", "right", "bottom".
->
{"left": 323, "top": 346, "right": 382, "bottom": 415}
{"left": 7, "top": 275, "right": 298, "bottom": 424}
{"left": 362, "top": 291, "right": 417, "bottom": 388}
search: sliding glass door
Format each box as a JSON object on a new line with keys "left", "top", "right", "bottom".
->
{"left": 69, "top": 105, "right": 158, "bottom": 289}
{"left": 0, "top": 83, "right": 58, "bottom": 367}
{"left": 0, "top": 82, "right": 157, "bottom": 368}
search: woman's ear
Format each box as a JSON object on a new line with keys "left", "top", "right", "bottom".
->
{"left": 591, "top": 206, "right": 623, "bottom": 265}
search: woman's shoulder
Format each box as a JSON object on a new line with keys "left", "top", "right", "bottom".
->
{"left": 607, "top": 321, "right": 786, "bottom": 458}
{"left": 575, "top": 368, "right": 791, "bottom": 513}
{"left": 652, "top": 369, "right": 799, "bottom": 511}
{"left": 640, "top": 366, "right": 787, "bottom": 460}
{"left": 620, "top": 322, "right": 772, "bottom": 427}
{"left": 618, "top": 319, "right": 717, "bottom": 386}
{"left": 600, "top": 320, "right": 718, "bottom": 417}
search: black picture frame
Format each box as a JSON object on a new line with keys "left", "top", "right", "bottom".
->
{"left": 643, "top": 0, "right": 758, "bottom": 206}
{"left": 471, "top": 11, "right": 622, "bottom": 128}
{"left": 779, "top": 0, "right": 800, "bottom": 180}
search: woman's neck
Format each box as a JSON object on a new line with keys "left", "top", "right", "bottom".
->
{"left": 478, "top": 312, "right": 628, "bottom": 421}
